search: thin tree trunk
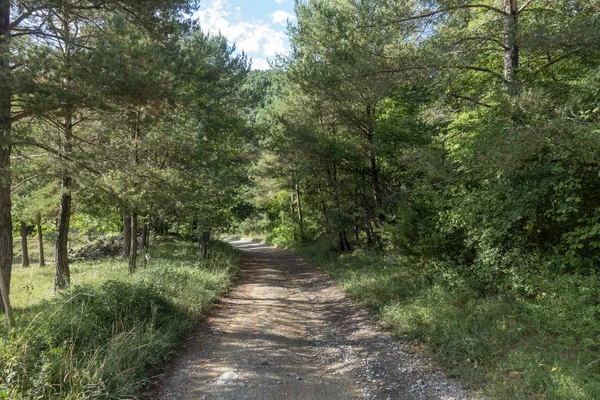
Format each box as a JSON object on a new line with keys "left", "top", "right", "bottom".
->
{"left": 295, "top": 180, "right": 304, "bottom": 241}
{"left": 146, "top": 224, "right": 150, "bottom": 251}
{"left": 365, "top": 103, "right": 383, "bottom": 226}
{"left": 123, "top": 214, "right": 131, "bottom": 257}
{"left": 54, "top": 172, "right": 72, "bottom": 290}
{"left": 503, "top": 0, "right": 519, "bottom": 90}
{"left": 338, "top": 231, "right": 346, "bottom": 251}
{"left": 54, "top": 110, "right": 73, "bottom": 291}
{"left": 143, "top": 220, "right": 150, "bottom": 266}
{"left": 0, "top": 0, "right": 14, "bottom": 316}
{"left": 369, "top": 149, "right": 381, "bottom": 218}
{"left": 37, "top": 216, "right": 44, "bottom": 266}
{"left": 141, "top": 219, "right": 149, "bottom": 266}
{"left": 54, "top": 15, "right": 75, "bottom": 291}
{"left": 321, "top": 199, "right": 329, "bottom": 226}
{"left": 128, "top": 212, "right": 138, "bottom": 274}
{"left": 202, "top": 230, "right": 210, "bottom": 259}
{"left": 290, "top": 193, "right": 295, "bottom": 220}
{"left": 342, "top": 229, "right": 352, "bottom": 251}
{"left": 365, "top": 220, "right": 374, "bottom": 247}
{"left": 141, "top": 220, "right": 148, "bottom": 250}
{"left": 128, "top": 109, "right": 140, "bottom": 272}
{"left": 290, "top": 193, "right": 297, "bottom": 241}
{"left": 361, "top": 171, "right": 378, "bottom": 247}
{"left": 20, "top": 222, "right": 29, "bottom": 268}
{"left": 354, "top": 185, "right": 360, "bottom": 241}
{"left": 317, "top": 185, "right": 329, "bottom": 226}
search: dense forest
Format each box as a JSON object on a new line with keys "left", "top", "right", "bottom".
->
{"left": 250, "top": 0, "right": 600, "bottom": 280}
{"left": 0, "top": 0, "right": 599, "bottom": 398}
{"left": 241, "top": 1, "right": 600, "bottom": 397}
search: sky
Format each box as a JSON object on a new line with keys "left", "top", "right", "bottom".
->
{"left": 193, "top": 0, "right": 296, "bottom": 70}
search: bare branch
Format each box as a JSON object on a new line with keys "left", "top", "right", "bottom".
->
{"left": 448, "top": 93, "right": 492, "bottom": 108}
{"left": 535, "top": 48, "right": 581, "bottom": 74}
{"left": 518, "top": 0, "right": 536, "bottom": 13}
{"left": 383, "top": 3, "right": 504, "bottom": 27}
{"left": 459, "top": 65, "right": 506, "bottom": 81}
{"left": 454, "top": 36, "right": 508, "bottom": 50}
{"left": 11, "top": 175, "right": 41, "bottom": 191}
{"left": 8, "top": 7, "right": 39, "bottom": 31}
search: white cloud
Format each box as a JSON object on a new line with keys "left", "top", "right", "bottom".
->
{"left": 251, "top": 58, "right": 271, "bottom": 70}
{"left": 270, "top": 10, "right": 295, "bottom": 26}
{"left": 193, "top": 0, "right": 290, "bottom": 69}
{"left": 275, "top": 0, "right": 285, "bottom": 4}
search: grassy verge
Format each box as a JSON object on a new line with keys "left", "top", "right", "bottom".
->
{"left": 289, "top": 237, "right": 600, "bottom": 400}
{"left": 0, "top": 239, "right": 241, "bottom": 399}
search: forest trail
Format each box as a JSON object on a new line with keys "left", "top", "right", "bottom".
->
{"left": 147, "top": 240, "right": 473, "bottom": 400}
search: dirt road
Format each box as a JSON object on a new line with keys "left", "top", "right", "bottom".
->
{"left": 149, "top": 240, "right": 474, "bottom": 400}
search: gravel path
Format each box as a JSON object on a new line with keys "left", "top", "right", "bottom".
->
{"left": 144, "top": 240, "right": 476, "bottom": 400}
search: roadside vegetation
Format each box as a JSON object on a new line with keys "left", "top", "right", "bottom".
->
{"left": 1, "top": 239, "right": 240, "bottom": 399}
{"left": 287, "top": 237, "right": 599, "bottom": 399}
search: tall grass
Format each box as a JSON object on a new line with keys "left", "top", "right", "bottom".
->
{"left": 290, "top": 237, "right": 600, "bottom": 400}
{"left": 0, "top": 240, "right": 240, "bottom": 399}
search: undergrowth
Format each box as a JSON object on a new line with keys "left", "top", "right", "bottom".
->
{"left": 0, "top": 240, "right": 240, "bottom": 399}
{"left": 290, "top": 236, "right": 600, "bottom": 400}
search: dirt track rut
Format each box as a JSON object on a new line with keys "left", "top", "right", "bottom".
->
{"left": 149, "top": 240, "right": 474, "bottom": 400}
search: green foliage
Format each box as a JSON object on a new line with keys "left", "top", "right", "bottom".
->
{"left": 0, "top": 240, "right": 240, "bottom": 399}
{"left": 294, "top": 238, "right": 600, "bottom": 399}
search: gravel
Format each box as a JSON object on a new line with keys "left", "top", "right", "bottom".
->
{"left": 142, "top": 240, "right": 479, "bottom": 400}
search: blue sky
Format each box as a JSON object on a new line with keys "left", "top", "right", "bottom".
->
{"left": 193, "top": 0, "right": 296, "bottom": 70}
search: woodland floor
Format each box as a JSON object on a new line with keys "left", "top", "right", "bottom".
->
{"left": 143, "top": 240, "right": 476, "bottom": 400}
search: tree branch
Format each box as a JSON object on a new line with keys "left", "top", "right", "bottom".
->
{"left": 448, "top": 93, "right": 492, "bottom": 108}
{"left": 458, "top": 65, "right": 506, "bottom": 81}
{"left": 518, "top": 0, "right": 536, "bottom": 13}
{"left": 383, "top": 3, "right": 504, "bottom": 26}
{"left": 11, "top": 175, "right": 41, "bottom": 191}
{"left": 534, "top": 48, "right": 581, "bottom": 74}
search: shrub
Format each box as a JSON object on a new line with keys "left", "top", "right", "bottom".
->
{"left": 0, "top": 240, "right": 240, "bottom": 399}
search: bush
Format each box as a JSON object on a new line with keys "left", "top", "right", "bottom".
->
{"left": 0, "top": 240, "right": 240, "bottom": 399}
{"left": 293, "top": 238, "right": 600, "bottom": 399}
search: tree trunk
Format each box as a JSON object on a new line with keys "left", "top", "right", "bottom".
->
{"left": 142, "top": 220, "right": 150, "bottom": 266}
{"left": 37, "top": 216, "right": 45, "bottom": 266}
{"left": 317, "top": 185, "right": 329, "bottom": 227}
{"left": 365, "top": 220, "right": 374, "bottom": 247}
{"left": 338, "top": 231, "right": 346, "bottom": 251}
{"left": 295, "top": 180, "right": 304, "bottom": 241}
{"left": 365, "top": 102, "right": 383, "bottom": 226}
{"left": 123, "top": 214, "right": 131, "bottom": 257}
{"left": 141, "top": 220, "right": 147, "bottom": 250}
{"left": 128, "top": 212, "right": 137, "bottom": 274}
{"left": 146, "top": 223, "right": 150, "bottom": 250}
{"left": 54, "top": 14, "right": 75, "bottom": 291}
{"left": 141, "top": 219, "right": 149, "bottom": 266}
{"left": 290, "top": 193, "right": 297, "bottom": 241}
{"left": 321, "top": 199, "right": 329, "bottom": 226}
{"left": 354, "top": 185, "right": 360, "bottom": 241}
{"left": 54, "top": 110, "right": 73, "bottom": 291}
{"left": 342, "top": 229, "right": 351, "bottom": 252}
{"left": 54, "top": 173, "right": 72, "bottom": 290}
{"left": 20, "top": 222, "right": 29, "bottom": 268}
{"left": 202, "top": 230, "right": 210, "bottom": 259}
{"left": 0, "top": 0, "right": 14, "bottom": 317}
{"left": 503, "top": 0, "right": 519, "bottom": 90}
{"left": 0, "top": 267, "right": 13, "bottom": 329}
